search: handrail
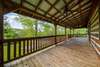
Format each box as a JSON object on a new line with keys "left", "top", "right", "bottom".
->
{"left": 3, "top": 35, "right": 65, "bottom": 42}
{"left": 2, "top": 34, "right": 87, "bottom": 64}
{"left": 3, "top": 35, "right": 66, "bottom": 63}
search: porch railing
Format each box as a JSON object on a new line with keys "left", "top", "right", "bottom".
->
{"left": 68, "top": 34, "right": 87, "bottom": 38}
{"left": 3, "top": 35, "right": 66, "bottom": 63}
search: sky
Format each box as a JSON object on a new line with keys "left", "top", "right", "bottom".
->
{"left": 4, "top": 12, "right": 24, "bottom": 29}
{"left": 4, "top": 12, "right": 55, "bottom": 32}
{"left": 4, "top": 12, "right": 47, "bottom": 32}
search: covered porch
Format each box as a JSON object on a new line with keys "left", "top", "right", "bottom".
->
{"left": 0, "top": 0, "right": 100, "bottom": 67}
{"left": 5, "top": 37, "right": 100, "bottom": 67}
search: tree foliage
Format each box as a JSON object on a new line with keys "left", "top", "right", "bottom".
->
{"left": 18, "top": 15, "right": 37, "bottom": 37}
{"left": 4, "top": 13, "right": 87, "bottom": 39}
{"left": 4, "top": 21, "right": 17, "bottom": 39}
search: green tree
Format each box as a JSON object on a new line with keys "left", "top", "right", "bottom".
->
{"left": 4, "top": 22, "right": 17, "bottom": 39}
{"left": 18, "top": 16, "right": 37, "bottom": 37}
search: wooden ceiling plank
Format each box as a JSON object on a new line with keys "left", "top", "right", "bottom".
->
{"left": 44, "top": 0, "right": 59, "bottom": 16}
{"left": 62, "top": 9, "right": 90, "bottom": 24}
{"left": 59, "top": 0, "right": 91, "bottom": 22}
{"left": 35, "top": 0, "right": 43, "bottom": 11}
{"left": 62, "top": 10, "right": 90, "bottom": 27}
{"left": 3, "top": 0, "right": 21, "bottom": 14}
{"left": 20, "top": 6, "right": 60, "bottom": 25}
{"left": 58, "top": 0, "right": 84, "bottom": 21}
{"left": 52, "top": 0, "right": 75, "bottom": 25}
{"left": 24, "top": 0, "right": 56, "bottom": 20}
{"left": 68, "top": 11, "right": 89, "bottom": 21}
{"left": 61, "top": 3, "right": 91, "bottom": 23}
{"left": 50, "top": 0, "right": 74, "bottom": 19}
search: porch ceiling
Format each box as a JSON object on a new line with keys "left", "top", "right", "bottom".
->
{"left": 1, "top": 0, "right": 95, "bottom": 28}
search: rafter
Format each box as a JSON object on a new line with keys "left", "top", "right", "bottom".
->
{"left": 44, "top": 0, "right": 59, "bottom": 16}
{"left": 62, "top": 7, "right": 90, "bottom": 23}
{"left": 50, "top": 0, "right": 74, "bottom": 20}
{"left": 1, "top": 0, "right": 92, "bottom": 28}
{"left": 58, "top": 0, "right": 84, "bottom": 21}
{"left": 24, "top": 0, "right": 58, "bottom": 22}
{"left": 60, "top": 3, "right": 91, "bottom": 23}
{"left": 35, "top": 0, "right": 43, "bottom": 11}
{"left": 59, "top": 1, "right": 90, "bottom": 20}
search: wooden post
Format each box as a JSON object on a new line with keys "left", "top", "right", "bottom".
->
{"left": 88, "top": 22, "right": 91, "bottom": 42}
{"left": 98, "top": 2, "right": 100, "bottom": 40}
{"left": 65, "top": 27, "right": 66, "bottom": 38}
{"left": 0, "top": 7, "right": 4, "bottom": 67}
{"left": 70, "top": 28, "right": 71, "bottom": 38}
{"left": 66, "top": 28, "right": 68, "bottom": 39}
{"left": 73, "top": 28, "right": 74, "bottom": 37}
{"left": 35, "top": 21, "right": 38, "bottom": 50}
{"left": 54, "top": 24, "right": 57, "bottom": 44}
{"left": 35, "top": 21, "right": 38, "bottom": 37}
{"left": 67, "top": 28, "right": 69, "bottom": 39}
{"left": 77, "top": 30, "right": 78, "bottom": 37}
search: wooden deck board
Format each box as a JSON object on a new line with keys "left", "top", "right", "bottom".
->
{"left": 11, "top": 38, "right": 100, "bottom": 67}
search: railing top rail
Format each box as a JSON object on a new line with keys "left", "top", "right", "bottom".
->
{"left": 2, "top": 34, "right": 87, "bottom": 42}
{"left": 3, "top": 35, "right": 65, "bottom": 42}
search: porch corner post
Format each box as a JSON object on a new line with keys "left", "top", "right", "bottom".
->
{"left": 98, "top": 2, "right": 100, "bottom": 40}
{"left": 0, "top": 6, "right": 4, "bottom": 67}
{"left": 54, "top": 24, "right": 57, "bottom": 44}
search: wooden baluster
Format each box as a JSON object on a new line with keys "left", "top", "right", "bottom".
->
{"left": 19, "top": 41, "right": 21, "bottom": 57}
{"left": 7, "top": 42, "right": 10, "bottom": 61}
{"left": 37, "top": 39, "right": 39, "bottom": 50}
{"left": 30, "top": 40, "right": 32, "bottom": 53}
{"left": 27, "top": 40, "right": 29, "bottom": 54}
{"left": 23, "top": 40, "right": 25, "bottom": 55}
{"left": 54, "top": 24, "right": 57, "bottom": 44}
{"left": 35, "top": 38, "right": 37, "bottom": 51}
{"left": 36, "top": 39, "right": 38, "bottom": 50}
{"left": 40, "top": 39, "right": 42, "bottom": 49}
{"left": 32, "top": 39, "right": 35, "bottom": 52}
{"left": 14, "top": 42, "right": 16, "bottom": 59}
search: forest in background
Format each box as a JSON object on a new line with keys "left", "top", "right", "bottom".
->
{"left": 4, "top": 13, "right": 87, "bottom": 39}
{"left": 3, "top": 13, "right": 87, "bottom": 62}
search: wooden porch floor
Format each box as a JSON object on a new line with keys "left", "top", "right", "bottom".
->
{"left": 10, "top": 38, "right": 100, "bottom": 67}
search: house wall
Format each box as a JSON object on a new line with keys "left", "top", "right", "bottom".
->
{"left": 89, "top": 2, "right": 100, "bottom": 55}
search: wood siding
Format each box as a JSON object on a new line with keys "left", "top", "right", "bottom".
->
{"left": 89, "top": 2, "right": 100, "bottom": 55}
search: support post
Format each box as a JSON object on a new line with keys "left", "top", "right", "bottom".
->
{"left": 73, "top": 28, "right": 74, "bottom": 37}
{"left": 65, "top": 27, "right": 66, "bottom": 38}
{"left": 77, "top": 29, "right": 78, "bottom": 37}
{"left": 98, "top": 3, "right": 100, "bottom": 40}
{"left": 70, "top": 28, "right": 71, "bottom": 38}
{"left": 88, "top": 22, "right": 91, "bottom": 42}
{"left": 54, "top": 24, "right": 57, "bottom": 44}
{"left": 35, "top": 21, "right": 38, "bottom": 50}
{"left": 0, "top": 7, "right": 4, "bottom": 67}
{"left": 35, "top": 21, "right": 38, "bottom": 37}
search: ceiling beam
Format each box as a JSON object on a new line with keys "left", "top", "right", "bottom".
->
{"left": 2, "top": 0, "right": 21, "bottom": 14}
{"left": 55, "top": 0, "right": 74, "bottom": 19}
{"left": 35, "top": 0, "right": 43, "bottom": 11}
{"left": 58, "top": 0, "right": 90, "bottom": 22}
{"left": 61, "top": 3, "right": 91, "bottom": 23}
{"left": 63, "top": 7, "right": 90, "bottom": 22}
{"left": 44, "top": 0, "right": 59, "bottom": 16}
